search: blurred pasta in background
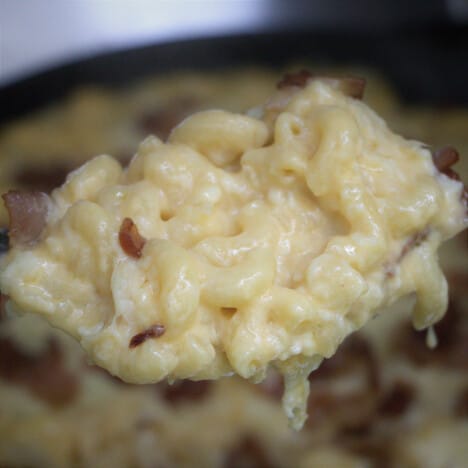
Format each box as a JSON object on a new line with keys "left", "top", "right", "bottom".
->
{"left": 0, "top": 66, "right": 467, "bottom": 467}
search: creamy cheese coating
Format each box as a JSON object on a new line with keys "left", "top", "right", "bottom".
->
{"left": 0, "top": 79, "right": 466, "bottom": 429}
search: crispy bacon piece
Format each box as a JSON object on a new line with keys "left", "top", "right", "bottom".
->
{"left": 138, "top": 97, "right": 199, "bottom": 140}
{"left": 2, "top": 190, "right": 50, "bottom": 246}
{"left": 398, "top": 230, "right": 429, "bottom": 262}
{"left": 277, "top": 70, "right": 366, "bottom": 99}
{"left": 432, "top": 146, "right": 459, "bottom": 173}
{"left": 378, "top": 380, "right": 415, "bottom": 417}
{"left": 386, "top": 230, "right": 429, "bottom": 278}
{"left": 119, "top": 217, "right": 146, "bottom": 259}
{"left": 223, "top": 435, "right": 273, "bottom": 468}
{"left": 0, "top": 337, "right": 79, "bottom": 406}
{"left": 277, "top": 69, "right": 313, "bottom": 89}
{"left": 431, "top": 146, "right": 468, "bottom": 205}
{"left": 161, "top": 380, "right": 212, "bottom": 405}
{"left": 129, "top": 324, "right": 165, "bottom": 348}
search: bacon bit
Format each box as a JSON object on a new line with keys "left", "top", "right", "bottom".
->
{"left": 398, "top": 230, "right": 429, "bottom": 262}
{"left": 443, "top": 167, "right": 462, "bottom": 182}
{"left": 454, "top": 387, "right": 468, "bottom": 418}
{"left": 15, "top": 164, "right": 72, "bottom": 192}
{"left": 431, "top": 146, "right": 468, "bottom": 205}
{"left": 0, "top": 337, "right": 79, "bottom": 406}
{"left": 0, "top": 228, "right": 9, "bottom": 253}
{"left": 119, "top": 217, "right": 146, "bottom": 259}
{"left": 378, "top": 380, "right": 415, "bottom": 417}
{"left": 2, "top": 190, "right": 50, "bottom": 246}
{"left": 161, "top": 380, "right": 212, "bottom": 405}
{"left": 277, "top": 70, "right": 366, "bottom": 99}
{"left": 432, "top": 146, "right": 459, "bottom": 173}
{"left": 277, "top": 69, "right": 313, "bottom": 89}
{"left": 129, "top": 324, "right": 165, "bottom": 348}
{"left": 220, "top": 306, "right": 237, "bottom": 317}
{"left": 223, "top": 436, "right": 273, "bottom": 468}
{"left": 385, "top": 230, "right": 430, "bottom": 278}
{"left": 329, "top": 76, "right": 366, "bottom": 100}
{"left": 138, "top": 97, "right": 199, "bottom": 140}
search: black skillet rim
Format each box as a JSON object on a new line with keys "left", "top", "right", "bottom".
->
{"left": 1, "top": 26, "right": 468, "bottom": 126}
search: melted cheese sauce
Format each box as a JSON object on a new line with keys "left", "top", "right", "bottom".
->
{"left": 0, "top": 79, "right": 466, "bottom": 430}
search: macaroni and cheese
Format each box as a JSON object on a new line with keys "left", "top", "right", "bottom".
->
{"left": 0, "top": 76, "right": 466, "bottom": 429}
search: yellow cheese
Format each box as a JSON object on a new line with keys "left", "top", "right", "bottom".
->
{"left": 1, "top": 78, "right": 466, "bottom": 429}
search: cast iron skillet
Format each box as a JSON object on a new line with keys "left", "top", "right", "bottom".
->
{"left": 1, "top": 26, "right": 468, "bottom": 126}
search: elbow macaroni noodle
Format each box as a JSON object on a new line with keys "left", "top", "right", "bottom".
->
{"left": 0, "top": 79, "right": 466, "bottom": 429}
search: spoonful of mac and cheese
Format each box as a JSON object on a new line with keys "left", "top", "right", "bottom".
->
{"left": 1, "top": 72, "right": 466, "bottom": 429}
